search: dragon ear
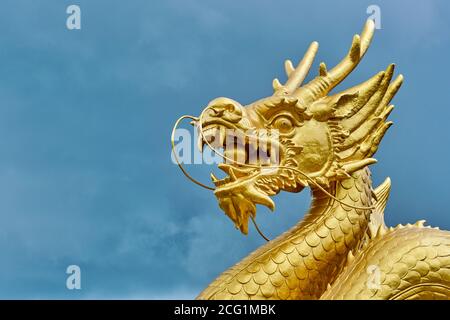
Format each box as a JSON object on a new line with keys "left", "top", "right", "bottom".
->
{"left": 308, "top": 92, "right": 360, "bottom": 121}
{"left": 308, "top": 101, "right": 336, "bottom": 121}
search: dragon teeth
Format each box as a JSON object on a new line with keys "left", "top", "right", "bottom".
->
{"left": 236, "top": 148, "right": 246, "bottom": 163}
{"left": 203, "top": 127, "right": 226, "bottom": 148}
{"left": 197, "top": 135, "right": 204, "bottom": 152}
{"left": 219, "top": 126, "right": 226, "bottom": 146}
{"left": 204, "top": 128, "right": 217, "bottom": 143}
{"left": 210, "top": 172, "right": 219, "bottom": 182}
{"left": 260, "top": 140, "right": 268, "bottom": 153}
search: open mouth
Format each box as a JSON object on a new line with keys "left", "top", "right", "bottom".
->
{"left": 197, "top": 124, "right": 283, "bottom": 234}
{"left": 197, "top": 125, "right": 280, "bottom": 189}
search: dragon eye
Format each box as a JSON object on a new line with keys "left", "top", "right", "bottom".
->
{"left": 272, "top": 116, "right": 294, "bottom": 133}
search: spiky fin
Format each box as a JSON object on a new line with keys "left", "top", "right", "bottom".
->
{"left": 368, "top": 177, "right": 391, "bottom": 239}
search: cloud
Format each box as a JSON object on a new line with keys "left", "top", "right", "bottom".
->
{"left": 0, "top": 0, "right": 449, "bottom": 299}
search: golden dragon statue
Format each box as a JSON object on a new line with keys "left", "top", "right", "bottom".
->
{"left": 173, "top": 20, "right": 450, "bottom": 299}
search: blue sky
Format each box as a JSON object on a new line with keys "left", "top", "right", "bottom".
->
{"left": 0, "top": 0, "right": 449, "bottom": 299}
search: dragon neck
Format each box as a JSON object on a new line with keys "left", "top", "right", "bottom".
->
{"left": 198, "top": 168, "right": 374, "bottom": 300}
{"left": 272, "top": 167, "right": 374, "bottom": 298}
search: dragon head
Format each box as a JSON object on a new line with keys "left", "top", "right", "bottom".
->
{"left": 194, "top": 20, "right": 402, "bottom": 234}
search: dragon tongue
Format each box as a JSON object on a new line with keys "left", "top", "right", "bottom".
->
{"left": 218, "top": 163, "right": 232, "bottom": 174}
{"left": 217, "top": 163, "right": 237, "bottom": 181}
{"left": 218, "top": 163, "right": 253, "bottom": 180}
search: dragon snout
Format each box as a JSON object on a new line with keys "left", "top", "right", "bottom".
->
{"left": 203, "top": 97, "right": 244, "bottom": 125}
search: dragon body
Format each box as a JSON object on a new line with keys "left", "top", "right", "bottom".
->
{"left": 198, "top": 168, "right": 374, "bottom": 299}
{"left": 178, "top": 20, "right": 450, "bottom": 299}
{"left": 198, "top": 169, "right": 450, "bottom": 299}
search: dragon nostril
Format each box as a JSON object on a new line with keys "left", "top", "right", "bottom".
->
{"left": 206, "top": 107, "right": 223, "bottom": 117}
{"left": 208, "top": 105, "right": 242, "bottom": 123}
{"left": 214, "top": 109, "right": 225, "bottom": 117}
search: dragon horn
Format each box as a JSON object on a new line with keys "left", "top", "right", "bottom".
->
{"left": 296, "top": 19, "right": 375, "bottom": 103}
{"left": 282, "top": 41, "right": 319, "bottom": 93}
